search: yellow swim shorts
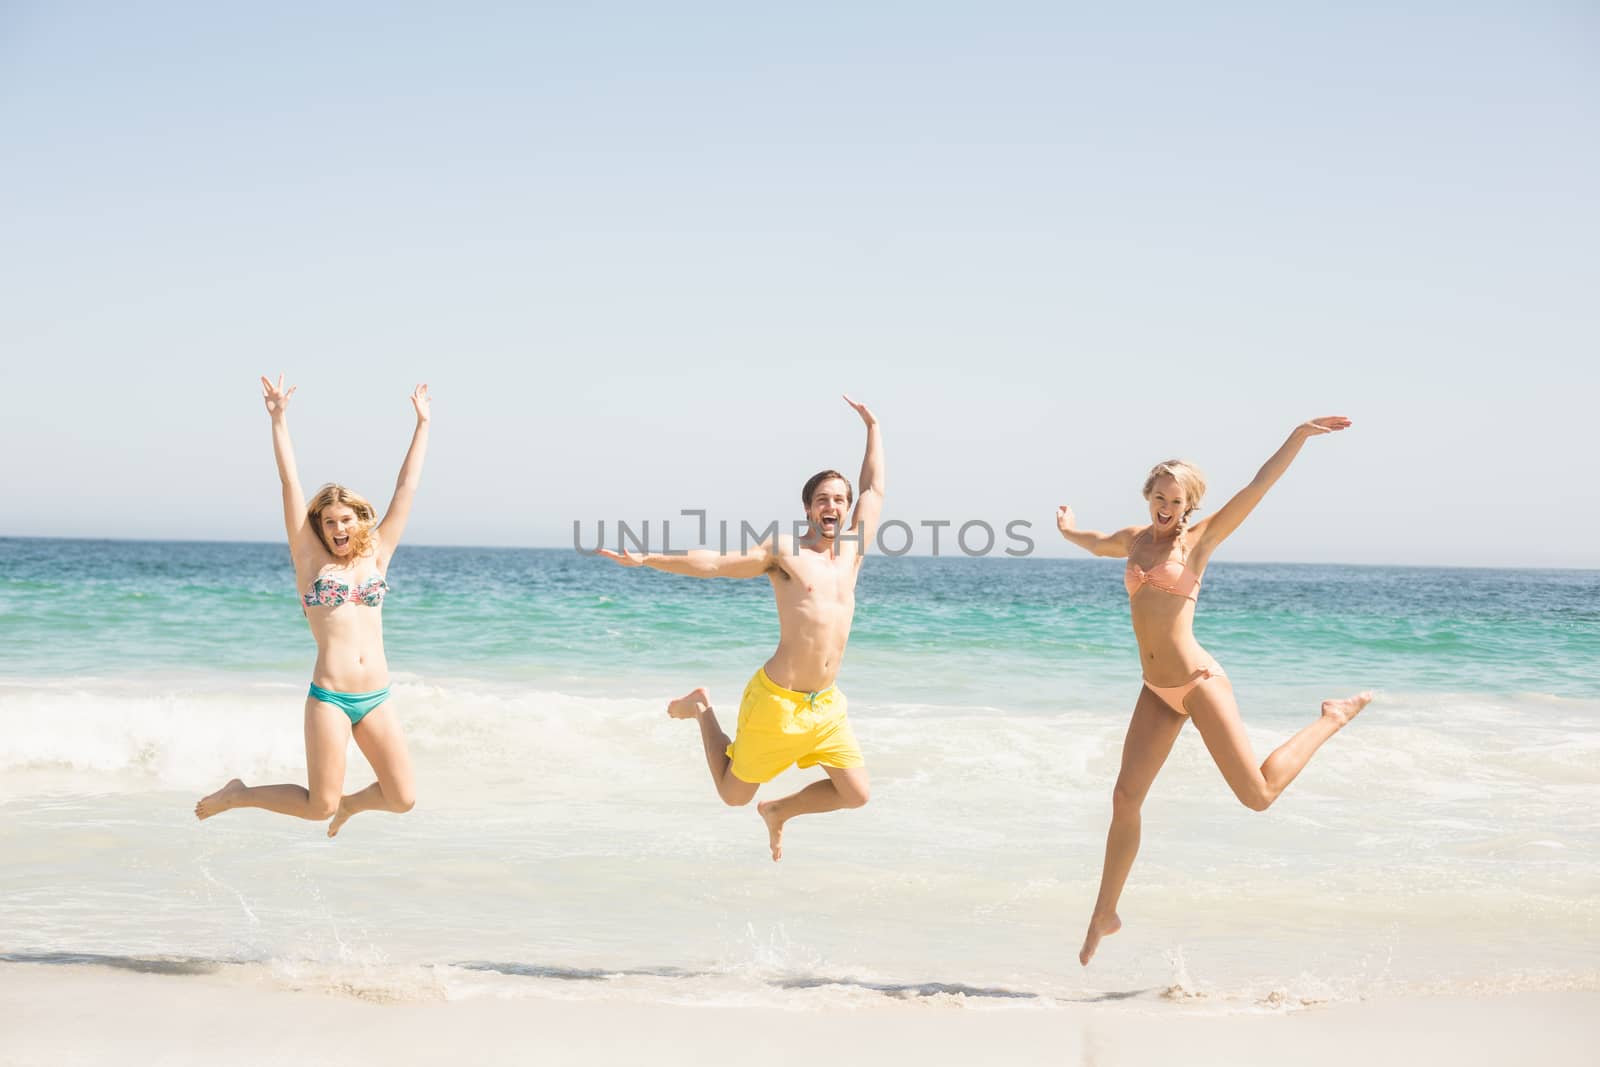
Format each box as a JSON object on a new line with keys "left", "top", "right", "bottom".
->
{"left": 725, "top": 667, "right": 864, "bottom": 784}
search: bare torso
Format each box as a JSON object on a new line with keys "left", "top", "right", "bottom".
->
{"left": 762, "top": 538, "right": 863, "bottom": 692}
{"left": 296, "top": 546, "right": 392, "bottom": 692}
{"left": 1127, "top": 525, "right": 1217, "bottom": 686}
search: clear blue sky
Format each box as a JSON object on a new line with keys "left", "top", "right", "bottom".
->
{"left": 3, "top": 3, "right": 1595, "bottom": 566}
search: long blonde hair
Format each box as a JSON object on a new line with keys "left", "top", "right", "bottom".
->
{"left": 1142, "top": 459, "right": 1207, "bottom": 561}
{"left": 306, "top": 483, "right": 378, "bottom": 560}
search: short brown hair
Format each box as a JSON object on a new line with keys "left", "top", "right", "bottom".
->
{"left": 801, "top": 469, "right": 854, "bottom": 509}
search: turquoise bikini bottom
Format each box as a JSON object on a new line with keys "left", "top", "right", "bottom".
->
{"left": 307, "top": 682, "right": 391, "bottom": 726}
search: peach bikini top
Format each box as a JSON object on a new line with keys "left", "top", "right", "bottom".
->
{"left": 1124, "top": 533, "right": 1202, "bottom": 602}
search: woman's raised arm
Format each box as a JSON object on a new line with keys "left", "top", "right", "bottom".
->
{"left": 261, "top": 374, "right": 309, "bottom": 547}
{"left": 375, "top": 383, "right": 431, "bottom": 562}
{"left": 1196, "top": 416, "right": 1352, "bottom": 553}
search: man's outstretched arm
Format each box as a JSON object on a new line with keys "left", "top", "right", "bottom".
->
{"left": 596, "top": 540, "right": 776, "bottom": 578}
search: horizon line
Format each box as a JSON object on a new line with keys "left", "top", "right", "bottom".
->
{"left": 1, "top": 533, "right": 1593, "bottom": 573}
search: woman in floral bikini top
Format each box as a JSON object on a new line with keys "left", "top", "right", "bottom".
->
{"left": 195, "top": 374, "right": 431, "bottom": 840}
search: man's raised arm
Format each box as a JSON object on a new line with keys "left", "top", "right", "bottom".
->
{"left": 845, "top": 394, "right": 884, "bottom": 547}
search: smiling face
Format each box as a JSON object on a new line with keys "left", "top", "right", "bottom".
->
{"left": 1145, "top": 474, "right": 1189, "bottom": 535}
{"left": 319, "top": 505, "right": 364, "bottom": 558}
{"left": 1140, "top": 459, "right": 1206, "bottom": 540}
{"left": 305, "top": 483, "right": 377, "bottom": 561}
{"left": 805, "top": 477, "right": 852, "bottom": 542}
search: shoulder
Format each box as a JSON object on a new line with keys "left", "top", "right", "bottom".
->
{"left": 289, "top": 521, "right": 321, "bottom": 552}
{"left": 287, "top": 535, "right": 322, "bottom": 572}
{"left": 1112, "top": 525, "right": 1146, "bottom": 556}
{"left": 744, "top": 535, "right": 784, "bottom": 577}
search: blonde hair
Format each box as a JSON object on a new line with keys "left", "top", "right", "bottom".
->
{"left": 1142, "top": 459, "right": 1207, "bottom": 561}
{"left": 306, "top": 483, "right": 378, "bottom": 560}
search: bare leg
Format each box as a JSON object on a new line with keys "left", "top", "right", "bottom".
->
{"left": 1186, "top": 679, "right": 1373, "bottom": 812}
{"left": 1081, "top": 687, "right": 1187, "bottom": 966}
{"left": 757, "top": 765, "right": 870, "bottom": 862}
{"left": 668, "top": 687, "right": 759, "bottom": 807}
{"left": 327, "top": 704, "right": 416, "bottom": 838}
{"left": 195, "top": 699, "right": 348, "bottom": 821}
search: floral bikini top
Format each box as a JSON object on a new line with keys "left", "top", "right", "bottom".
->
{"left": 302, "top": 571, "right": 389, "bottom": 609}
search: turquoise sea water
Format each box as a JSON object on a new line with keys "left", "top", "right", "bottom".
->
{"left": 2, "top": 537, "right": 1597, "bottom": 1010}
{"left": 8, "top": 537, "right": 1598, "bottom": 699}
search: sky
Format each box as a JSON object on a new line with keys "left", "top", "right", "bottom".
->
{"left": 2, "top": 2, "right": 1596, "bottom": 567}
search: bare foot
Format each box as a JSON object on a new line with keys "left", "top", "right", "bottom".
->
{"left": 195, "top": 779, "right": 245, "bottom": 820}
{"left": 1322, "top": 691, "right": 1374, "bottom": 727}
{"left": 666, "top": 687, "right": 711, "bottom": 720}
{"left": 1079, "top": 912, "right": 1121, "bottom": 966}
{"left": 757, "top": 799, "right": 786, "bottom": 862}
{"left": 326, "top": 799, "right": 355, "bottom": 839}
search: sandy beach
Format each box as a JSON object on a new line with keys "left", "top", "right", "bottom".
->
{"left": 2, "top": 961, "right": 1596, "bottom": 1067}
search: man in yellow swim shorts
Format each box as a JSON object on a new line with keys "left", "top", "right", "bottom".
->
{"left": 598, "top": 395, "right": 883, "bottom": 861}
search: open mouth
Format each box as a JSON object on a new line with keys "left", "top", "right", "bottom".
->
{"left": 333, "top": 534, "right": 351, "bottom": 549}
{"left": 1155, "top": 511, "right": 1173, "bottom": 526}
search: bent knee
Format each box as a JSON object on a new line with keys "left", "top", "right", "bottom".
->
{"left": 308, "top": 799, "right": 340, "bottom": 820}
{"left": 393, "top": 794, "right": 417, "bottom": 814}
{"left": 1238, "top": 788, "right": 1274, "bottom": 813}
{"left": 840, "top": 788, "right": 869, "bottom": 809}
{"left": 718, "top": 787, "right": 755, "bottom": 807}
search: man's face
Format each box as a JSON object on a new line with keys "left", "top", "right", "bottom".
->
{"left": 807, "top": 478, "right": 851, "bottom": 541}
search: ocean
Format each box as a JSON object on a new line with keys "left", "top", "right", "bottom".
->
{"left": 2, "top": 537, "right": 1596, "bottom": 1012}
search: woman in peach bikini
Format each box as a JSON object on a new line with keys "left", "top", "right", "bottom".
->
{"left": 1056, "top": 417, "right": 1372, "bottom": 966}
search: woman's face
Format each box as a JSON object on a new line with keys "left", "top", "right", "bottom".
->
{"left": 320, "top": 505, "right": 362, "bottom": 557}
{"left": 1145, "top": 474, "right": 1188, "bottom": 535}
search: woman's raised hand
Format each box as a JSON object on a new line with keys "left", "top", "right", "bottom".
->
{"left": 411, "top": 383, "right": 431, "bottom": 423}
{"left": 260, "top": 373, "right": 296, "bottom": 418}
{"left": 1297, "top": 416, "right": 1352, "bottom": 437}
